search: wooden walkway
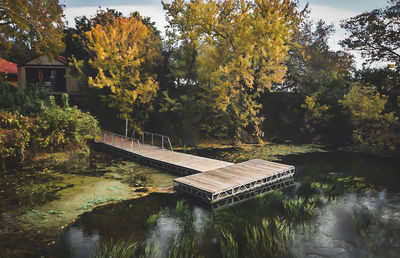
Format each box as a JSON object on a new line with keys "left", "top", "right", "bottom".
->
{"left": 97, "top": 131, "right": 295, "bottom": 204}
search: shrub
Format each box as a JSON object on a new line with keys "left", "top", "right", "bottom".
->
{"left": 0, "top": 110, "right": 35, "bottom": 170}
{"left": 35, "top": 95, "right": 99, "bottom": 151}
{"left": 0, "top": 79, "right": 48, "bottom": 115}
{"left": 340, "top": 84, "right": 400, "bottom": 152}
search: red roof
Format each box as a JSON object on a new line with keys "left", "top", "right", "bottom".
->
{"left": 57, "top": 56, "right": 67, "bottom": 64}
{"left": 0, "top": 58, "right": 17, "bottom": 74}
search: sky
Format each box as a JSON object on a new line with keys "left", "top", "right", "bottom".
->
{"left": 61, "top": 0, "right": 390, "bottom": 68}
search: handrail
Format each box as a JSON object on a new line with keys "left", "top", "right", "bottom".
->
{"left": 101, "top": 130, "right": 142, "bottom": 154}
{"left": 131, "top": 130, "right": 174, "bottom": 152}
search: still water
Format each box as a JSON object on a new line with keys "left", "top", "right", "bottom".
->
{"left": 45, "top": 151, "right": 400, "bottom": 257}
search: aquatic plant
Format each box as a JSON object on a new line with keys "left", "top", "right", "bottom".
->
{"left": 219, "top": 229, "right": 239, "bottom": 258}
{"left": 145, "top": 212, "right": 160, "bottom": 227}
{"left": 167, "top": 235, "right": 203, "bottom": 258}
{"left": 91, "top": 238, "right": 141, "bottom": 258}
{"left": 244, "top": 217, "right": 292, "bottom": 257}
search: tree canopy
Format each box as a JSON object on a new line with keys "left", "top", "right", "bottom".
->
{"left": 0, "top": 0, "right": 65, "bottom": 62}
{"left": 340, "top": 0, "right": 400, "bottom": 66}
{"left": 163, "top": 0, "right": 304, "bottom": 141}
{"left": 72, "top": 13, "right": 161, "bottom": 130}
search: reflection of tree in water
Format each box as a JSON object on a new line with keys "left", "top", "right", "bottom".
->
{"left": 92, "top": 191, "right": 326, "bottom": 257}
{"left": 90, "top": 172, "right": 399, "bottom": 258}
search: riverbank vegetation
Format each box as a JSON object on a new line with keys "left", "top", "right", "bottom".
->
{"left": 0, "top": 82, "right": 98, "bottom": 173}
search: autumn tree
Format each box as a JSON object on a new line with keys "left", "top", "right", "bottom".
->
{"left": 72, "top": 14, "right": 161, "bottom": 130}
{"left": 163, "top": 0, "right": 304, "bottom": 142}
{"left": 0, "top": 0, "right": 65, "bottom": 62}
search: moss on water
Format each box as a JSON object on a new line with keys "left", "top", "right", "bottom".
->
{"left": 0, "top": 148, "right": 177, "bottom": 257}
{"left": 183, "top": 141, "right": 326, "bottom": 162}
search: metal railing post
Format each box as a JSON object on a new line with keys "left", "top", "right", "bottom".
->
{"left": 168, "top": 138, "right": 173, "bottom": 152}
{"left": 142, "top": 133, "right": 144, "bottom": 143}
{"left": 162, "top": 136, "right": 164, "bottom": 150}
{"left": 103, "top": 132, "right": 106, "bottom": 142}
{"left": 112, "top": 134, "right": 114, "bottom": 146}
{"left": 121, "top": 136, "right": 123, "bottom": 148}
{"left": 151, "top": 134, "right": 154, "bottom": 146}
{"left": 132, "top": 138, "right": 134, "bottom": 152}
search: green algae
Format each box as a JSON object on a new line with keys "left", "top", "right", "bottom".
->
{"left": 0, "top": 148, "right": 177, "bottom": 257}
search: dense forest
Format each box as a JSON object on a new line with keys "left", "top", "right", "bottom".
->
{"left": 1, "top": 0, "right": 399, "bottom": 171}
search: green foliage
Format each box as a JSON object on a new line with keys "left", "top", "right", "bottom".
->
{"left": 340, "top": 84, "right": 400, "bottom": 152}
{"left": 0, "top": 0, "right": 65, "bottom": 62}
{"left": 75, "top": 196, "right": 123, "bottom": 210}
{"left": 0, "top": 80, "right": 48, "bottom": 115}
{"left": 244, "top": 217, "right": 292, "bottom": 257}
{"left": 301, "top": 93, "right": 332, "bottom": 133}
{"left": 340, "top": 0, "right": 400, "bottom": 65}
{"left": 0, "top": 110, "right": 34, "bottom": 169}
{"left": 219, "top": 229, "right": 239, "bottom": 258}
{"left": 159, "top": 91, "right": 199, "bottom": 145}
{"left": 91, "top": 238, "right": 141, "bottom": 258}
{"left": 35, "top": 95, "right": 99, "bottom": 151}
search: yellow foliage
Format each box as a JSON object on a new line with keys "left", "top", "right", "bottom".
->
{"left": 340, "top": 84, "right": 400, "bottom": 152}
{"left": 85, "top": 14, "right": 161, "bottom": 129}
{"left": 164, "top": 0, "right": 303, "bottom": 141}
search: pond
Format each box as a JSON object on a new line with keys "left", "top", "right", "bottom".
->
{"left": 43, "top": 151, "right": 400, "bottom": 257}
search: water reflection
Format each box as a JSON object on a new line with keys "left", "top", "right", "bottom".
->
{"left": 45, "top": 151, "right": 400, "bottom": 257}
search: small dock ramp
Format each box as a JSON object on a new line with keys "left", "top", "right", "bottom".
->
{"left": 96, "top": 131, "right": 294, "bottom": 205}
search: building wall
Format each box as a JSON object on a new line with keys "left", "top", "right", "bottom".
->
{"left": 17, "top": 56, "right": 81, "bottom": 94}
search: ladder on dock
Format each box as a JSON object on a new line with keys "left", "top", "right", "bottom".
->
{"left": 96, "top": 130, "right": 295, "bottom": 205}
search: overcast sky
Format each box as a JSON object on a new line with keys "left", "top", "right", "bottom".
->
{"left": 61, "top": 0, "right": 390, "bottom": 68}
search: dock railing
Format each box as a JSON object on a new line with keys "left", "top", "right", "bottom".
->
{"left": 100, "top": 130, "right": 142, "bottom": 154}
{"left": 131, "top": 131, "right": 173, "bottom": 152}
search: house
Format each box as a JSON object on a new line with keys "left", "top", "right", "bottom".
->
{"left": 17, "top": 55, "right": 81, "bottom": 94}
{"left": 0, "top": 58, "right": 18, "bottom": 85}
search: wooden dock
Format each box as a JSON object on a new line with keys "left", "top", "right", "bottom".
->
{"left": 97, "top": 131, "right": 295, "bottom": 204}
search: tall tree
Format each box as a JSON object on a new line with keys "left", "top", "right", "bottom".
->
{"left": 73, "top": 14, "right": 161, "bottom": 130}
{"left": 340, "top": 0, "right": 400, "bottom": 66}
{"left": 163, "top": 0, "right": 304, "bottom": 142}
{"left": 0, "top": 0, "right": 65, "bottom": 62}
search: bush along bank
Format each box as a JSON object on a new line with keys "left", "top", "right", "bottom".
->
{"left": 0, "top": 94, "right": 99, "bottom": 173}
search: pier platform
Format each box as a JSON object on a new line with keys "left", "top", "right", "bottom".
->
{"left": 97, "top": 131, "right": 295, "bottom": 204}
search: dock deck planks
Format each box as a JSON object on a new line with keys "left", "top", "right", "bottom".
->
{"left": 98, "top": 131, "right": 295, "bottom": 204}
{"left": 173, "top": 159, "right": 295, "bottom": 202}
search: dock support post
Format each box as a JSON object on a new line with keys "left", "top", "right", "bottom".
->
{"left": 121, "top": 136, "right": 123, "bottom": 148}
{"left": 152, "top": 134, "right": 154, "bottom": 146}
{"left": 132, "top": 139, "right": 134, "bottom": 152}
{"left": 103, "top": 132, "right": 106, "bottom": 142}
{"left": 162, "top": 137, "right": 164, "bottom": 150}
{"left": 112, "top": 135, "right": 114, "bottom": 146}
